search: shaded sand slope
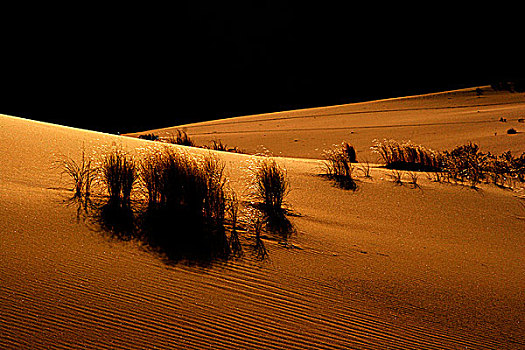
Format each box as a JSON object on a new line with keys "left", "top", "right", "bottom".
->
{"left": 129, "top": 86, "right": 525, "bottom": 159}
{"left": 1, "top": 107, "right": 524, "bottom": 349}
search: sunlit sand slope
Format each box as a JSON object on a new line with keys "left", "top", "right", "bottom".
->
{"left": 130, "top": 86, "right": 525, "bottom": 159}
{"left": 1, "top": 87, "right": 524, "bottom": 350}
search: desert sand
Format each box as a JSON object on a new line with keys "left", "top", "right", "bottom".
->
{"left": 1, "top": 86, "right": 524, "bottom": 349}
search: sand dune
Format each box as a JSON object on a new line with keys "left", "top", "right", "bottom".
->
{"left": 1, "top": 86, "right": 524, "bottom": 349}
{"left": 130, "top": 86, "right": 525, "bottom": 160}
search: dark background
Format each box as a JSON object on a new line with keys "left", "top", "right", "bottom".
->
{"left": 0, "top": 2, "right": 521, "bottom": 134}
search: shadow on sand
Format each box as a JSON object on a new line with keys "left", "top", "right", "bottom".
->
{"left": 63, "top": 196, "right": 300, "bottom": 267}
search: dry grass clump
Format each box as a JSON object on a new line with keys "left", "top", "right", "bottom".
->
{"left": 138, "top": 133, "right": 159, "bottom": 141}
{"left": 138, "top": 149, "right": 232, "bottom": 262}
{"left": 441, "top": 144, "right": 525, "bottom": 188}
{"left": 373, "top": 139, "right": 525, "bottom": 189}
{"left": 248, "top": 157, "right": 295, "bottom": 237}
{"left": 101, "top": 148, "right": 138, "bottom": 207}
{"left": 441, "top": 143, "right": 487, "bottom": 187}
{"left": 56, "top": 148, "right": 97, "bottom": 200}
{"left": 164, "top": 129, "right": 195, "bottom": 147}
{"left": 58, "top": 145, "right": 248, "bottom": 264}
{"left": 322, "top": 143, "right": 357, "bottom": 190}
{"left": 372, "top": 139, "right": 442, "bottom": 172}
{"left": 342, "top": 142, "right": 357, "bottom": 163}
{"left": 250, "top": 158, "right": 290, "bottom": 216}
{"left": 205, "top": 139, "right": 244, "bottom": 154}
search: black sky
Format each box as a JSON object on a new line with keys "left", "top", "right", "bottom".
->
{"left": 0, "top": 2, "right": 521, "bottom": 134}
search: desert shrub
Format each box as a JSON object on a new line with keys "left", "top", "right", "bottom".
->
{"left": 138, "top": 149, "right": 233, "bottom": 262}
{"left": 323, "top": 145, "right": 357, "bottom": 190}
{"left": 342, "top": 142, "right": 357, "bottom": 163}
{"left": 507, "top": 128, "right": 518, "bottom": 134}
{"left": 441, "top": 143, "right": 488, "bottom": 187}
{"left": 59, "top": 144, "right": 247, "bottom": 264}
{"left": 165, "top": 129, "right": 195, "bottom": 147}
{"left": 208, "top": 139, "right": 228, "bottom": 151}
{"left": 206, "top": 139, "right": 244, "bottom": 154}
{"left": 56, "top": 149, "right": 96, "bottom": 200}
{"left": 139, "top": 148, "right": 165, "bottom": 207}
{"left": 371, "top": 139, "right": 442, "bottom": 172}
{"left": 369, "top": 139, "right": 525, "bottom": 189}
{"left": 250, "top": 158, "right": 290, "bottom": 216}
{"left": 139, "top": 133, "right": 159, "bottom": 141}
{"left": 101, "top": 148, "right": 137, "bottom": 207}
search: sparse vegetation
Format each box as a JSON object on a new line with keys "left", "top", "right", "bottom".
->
{"left": 138, "top": 149, "right": 233, "bottom": 262}
{"left": 101, "top": 148, "right": 138, "bottom": 207}
{"left": 408, "top": 172, "right": 420, "bottom": 188}
{"left": 373, "top": 139, "right": 525, "bottom": 189}
{"left": 250, "top": 158, "right": 290, "bottom": 217}
{"left": 248, "top": 157, "right": 295, "bottom": 237}
{"left": 342, "top": 142, "right": 357, "bottom": 163}
{"left": 322, "top": 143, "right": 357, "bottom": 190}
{"left": 165, "top": 129, "right": 195, "bottom": 147}
{"left": 389, "top": 169, "right": 403, "bottom": 185}
{"left": 357, "top": 159, "right": 372, "bottom": 178}
{"left": 138, "top": 133, "right": 159, "bottom": 141}
{"left": 58, "top": 145, "right": 256, "bottom": 265}
{"left": 206, "top": 139, "right": 244, "bottom": 153}
{"left": 372, "top": 139, "right": 442, "bottom": 172}
{"left": 56, "top": 148, "right": 96, "bottom": 201}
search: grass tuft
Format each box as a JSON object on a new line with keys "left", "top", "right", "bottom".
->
{"left": 323, "top": 143, "right": 357, "bottom": 190}
{"left": 56, "top": 148, "right": 97, "bottom": 201}
{"left": 249, "top": 158, "right": 295, "bottom": 237}
{"left": 101, "top": 147, "right": 138, "bottom": 207}
{"left": 372, "top": 139, "right": 442, "bottom": 172}
{"left": 164, "top": 130, "right": 195, "bottom": 147}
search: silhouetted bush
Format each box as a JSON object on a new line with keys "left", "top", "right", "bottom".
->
{"left": 137, "top": 149, "right": 234, "bottom": 263}
{"left": 165, "top": 129, "right": 195, "bottom": 147}
{"left": 250, "top": 158, "right": 290, "bottom": 216}
{"left": 248, "top": 158, "right": 295, "bottom": 237}
{"left": 56, "top": 149, "right": 96, "bottom": 200}
{"left": 139, "top": 133, "right": 159, "bottom": 141}
{"left": 373, "top": 139, "right": 525, "bottom": 188}
{"left": 323, "top": 144, "right": 357, "bottom": 190}
{"left": 342, "top": 142, "right": 357, "bottom": 163}
{"left": 372, "top": 139, "right": 442, "bottom": 172}
{"left": 205, "top": 139, "right": 245, "bottom": 153}
{"left": 101, "top": 148, "right": 138, "bottom": 207}
{"left": 59, "top": 145, "right": 254, "bottom": 265}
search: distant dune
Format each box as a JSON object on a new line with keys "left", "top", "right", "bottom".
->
{"left": 130, "top": 86, "right": 525, "bottom": 160}
{"left": 1, "top": 86, "right": 524, "bottom": 349}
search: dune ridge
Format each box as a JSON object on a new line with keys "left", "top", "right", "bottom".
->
{"left": 1, "top": 85, "right": 524, "bottom": 349}
{"left": 129, "top": 86, "right": 525, "bottom": 160}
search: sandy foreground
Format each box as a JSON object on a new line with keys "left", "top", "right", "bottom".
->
{"left": 1, "top": 86, "right": 524, "bottom": 349}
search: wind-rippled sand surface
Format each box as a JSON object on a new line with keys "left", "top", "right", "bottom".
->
{"left": 1, "top": 86, "right": 524, "bottom": 349}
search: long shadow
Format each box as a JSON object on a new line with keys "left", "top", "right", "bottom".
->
{"left": 250, "top": 202, "right": 297, "bottom": 240}
{"left": 68, "top": 197, "right": 237, "bottom": 267}
{"left": 136, "top": 205, "right": 232, "bottom": 266}
{"left": 63, "top": 194, "right": 279, "bottom": 266}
